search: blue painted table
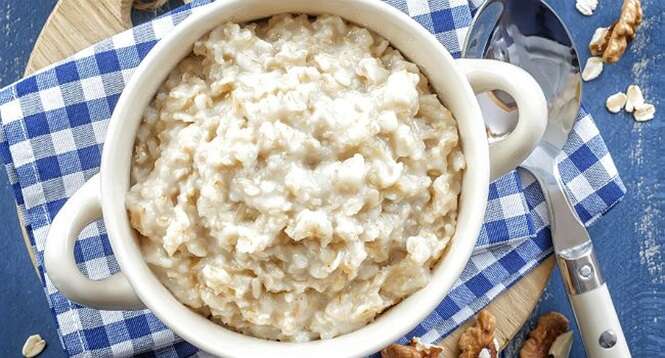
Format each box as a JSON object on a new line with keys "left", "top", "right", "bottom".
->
{"left": 0, "top": 1, "right": 663, "bottom": 357}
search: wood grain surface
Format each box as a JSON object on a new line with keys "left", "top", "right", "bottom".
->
{"left": 25, "top": 0, "right": 132, "bottom": 74}
{"left": 22, "top": 0, "right": 554, "bottom": 355}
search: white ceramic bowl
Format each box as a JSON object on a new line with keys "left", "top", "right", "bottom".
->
{"left": 44, "top": 1, "right": 547, "bottom": 356}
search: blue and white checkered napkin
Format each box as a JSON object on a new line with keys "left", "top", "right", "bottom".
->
{"left": 0, "top": 0, "right": 625, "bottom": 356}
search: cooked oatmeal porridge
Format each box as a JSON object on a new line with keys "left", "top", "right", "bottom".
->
{"left": 126, "top": 14, "right": 464, "bottom": 342}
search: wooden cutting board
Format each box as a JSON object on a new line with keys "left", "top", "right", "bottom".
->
{"left": 23, "top": 0, "right": 555, "bottom": 355}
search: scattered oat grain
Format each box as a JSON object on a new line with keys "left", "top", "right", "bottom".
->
{"left": 625, "top": 84, "right": 645, "bottom": 112}
{"left": 606, "top": 92, "right": 628, "bottom": 113}
{"left": 582, "top": 57, "right": 604, "bottom": 81}
{"left": 22, "top": 335, "right": 46, "bottom": 358}
{"left": 576, "top": 0, "right": 599, "bottom": 16}
{"left": 590, "top": 27, "right": 609, "bottom": 51}
{"left": 634, "top": 103, "right": 656, "bottom": 122}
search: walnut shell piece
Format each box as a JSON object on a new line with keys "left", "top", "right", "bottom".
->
{"left": 458, "top": 310, "right": 498, "bottom": 358}
{"left": 381, "top": 339, "right": 443, "bottom": 358}
{"left": 589, "top": 0, "right": 643, "bottom": 64}
{"left": 520, "top": 312, "right": 570, "bottom": 358}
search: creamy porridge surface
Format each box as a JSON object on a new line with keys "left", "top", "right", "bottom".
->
{"left": 126, "top": 14, "right": 464, "bottom": 342}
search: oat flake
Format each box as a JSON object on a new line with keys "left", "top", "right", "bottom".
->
{"left": 590, "top": 27, "right": 609, "bottom": 47}
{"left": 576, "top": 0, "right": 598, "bottom": 16}
{"left": 634, "top": 103, "right": 656, "bottom": 122}
{"left": 626, "top": 85, "right": 645, "bottom": 112}
{"left": 22, "top": 334, "right": 46, "bottom": 358}
{"left": 582, "top": 57, "right": 603, "bottom": 81}
{"left": 606, "top": 92, "right": 628, "bottom": 113}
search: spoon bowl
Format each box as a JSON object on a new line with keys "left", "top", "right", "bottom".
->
{"left": 464, "top": 0, "right": 582, "bottom": 150}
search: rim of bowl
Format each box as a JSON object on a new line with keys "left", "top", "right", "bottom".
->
{"left": 101, "top": 0, "right": 490, "bottom": 356}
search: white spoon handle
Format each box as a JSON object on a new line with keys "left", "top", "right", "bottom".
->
{"left": 569, "top": 282, "right": 631, "bottom": 358}
{"left": 557, "top": 241, "right": 631, "bottom": 358}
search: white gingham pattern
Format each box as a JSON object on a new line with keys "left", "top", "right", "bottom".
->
{"left": 0, "top": 1, "right": 626, "bottom": 356}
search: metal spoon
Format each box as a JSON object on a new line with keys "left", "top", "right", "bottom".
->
{"left": 463, "top": 1, "right": 631, "bottom": 357}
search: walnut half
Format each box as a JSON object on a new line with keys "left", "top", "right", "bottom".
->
{"left": 381, "top": 339, "right": 443, "bottom": 358}
{"left": 458, "top": 310, "right": 498, "bottom": 358}
{"left": 589, "top": 0, "right": 643, "bottom": 63}
{"left": 520, "top": 312, "right": 569, "bottom": 358}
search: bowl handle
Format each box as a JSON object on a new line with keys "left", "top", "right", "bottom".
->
{"left": 44, "top": 173, "right": 145, "bottom": 310}
{"left": 455, "top": 58, "right": 548, "bottom": 181}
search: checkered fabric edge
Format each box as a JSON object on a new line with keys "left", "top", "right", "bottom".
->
{"left": 0, "top": 0, "right": 625, "bottom": 356}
